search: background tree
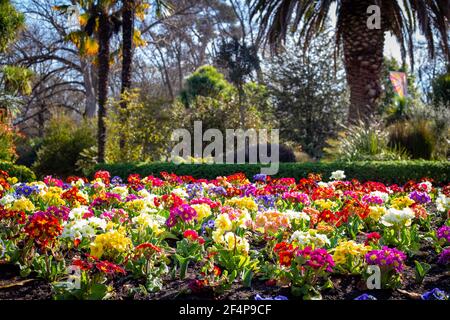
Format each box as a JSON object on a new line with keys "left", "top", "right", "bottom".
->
{"left": 267, "top": 30, "right": 348, "bottom": 159}
{"left": 215, "top": 37, "right": 260, "bottom": 126}
{"left": 250, "top": 0, "right": 450, "bottom": 123}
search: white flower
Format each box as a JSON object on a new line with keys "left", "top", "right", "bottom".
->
{"left": 285, "top": 210, "right": 310, "bottom": 222}
{"left": 172, "top": 188, "right": 188, "bottom": 198}
{"left": 436, "top": 193, "right": 450, "bottom": 213}
{"left": 330, "top": 170, "right": 346, "bottom": 181}
{"left": 68, "top": 206, "right": 90, "bottom": 220}
{"left": 318, "top": 182, "right": 329, "bottom": 188}
{"left": 0, "top": 194, "right": 16, "bottom": 206}
{"left": 290, "top": 230, "right": 330, "bottom": 247}
{"left": 111, "top": 186, "right": 128, "bottom": 197}
{"left": 381, "top": 207, "right": 415, "bottom": 227}
{"left": 87, "top": 217, "right": 107, "bottom": 231}
{"left": 370, "top": 191, "right": 389, "bottom": 202}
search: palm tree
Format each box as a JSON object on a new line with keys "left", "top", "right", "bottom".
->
{"left": 56, "top": 1, "right": 121, "bottom": 163}
{"left": 119, "top": 0, "right": 170, "bottom": 150}
{"left": 250, "top": 0, "right": 450, "bottom": 123}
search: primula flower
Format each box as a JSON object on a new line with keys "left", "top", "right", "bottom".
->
{"left": 330, "top": 170, "right": 346, "bottom": 181}
{"left": 365, "top": 232, "right": 381, "bottom": 246}
{"left": 437, "top": 248, "right": 450, "bottom": 265}
{"left": 90, "top": 230, "right": 132, "bottom": 259}
{"left": 436, "top": 225, "right": 450, "bottom": 244}
{"left": 296, "top": 247, "right": 335, "bottom": 272}
{"left": 166, "top": 204, "right": 198, "bottom": 227}
{"left": 255, "top": 294, "right": 288, "bottom": 300}
{"left": 94, "top": 171, "right": 111, "bottom": 185}
{"left": 409, "top": 191, "right": 431, "bottom": 205}
{"left": 421, "top": 288, "right": 448, "bottom": 300}
{"left": 380, "top": 207, "right": 415, "bottom": 228}
{"left": 354, "top": 294, "right": 377, "bottom": 300}
{"left": 24, "top": 211, "right": 63, "bottom": 248}
{"left": 365, "top": 246, "right": 406, "bottom": 273}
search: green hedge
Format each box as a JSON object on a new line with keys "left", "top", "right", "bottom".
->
{"left": 0, "top": 161, "right": 36, "bottom": 182}
{"left": 92, "top": 161, "right": 450, "bottom": 185}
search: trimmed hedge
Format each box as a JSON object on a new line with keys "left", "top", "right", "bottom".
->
{"left": 0, "top": 161, "right": 36, "bottom": 182}
{"left": 92, "top": 161, "right": 450, "bottom": 185}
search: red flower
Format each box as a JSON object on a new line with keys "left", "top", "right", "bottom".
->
{"left": 279, "top": 250, "right": 294, "bottom": 267}
{"left": 24, "top": 211, "right": 63, "bottom": 248}
{"left": 94, "top": 170, "right": 111, "bottom": 185}
{"left": 365, "top": 232, "right": 381, "bottom": 246}
{"left": 213, "top": 265, "right": 221, "bottom": 276}
{"left": 183, "top": 229, "right": 199, "bottom": 240}
{"left": 95, "top": 260, "right": 126, "bottom": 275}
{"left": 319, "top": 209, "right": 337, "bottom": 223}
{"left": 135, "top": 242, "right": 162, "bottom": 253}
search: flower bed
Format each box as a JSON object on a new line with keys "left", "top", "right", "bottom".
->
{"left": 0, "top": 169, "right": 449, "bottom": 300}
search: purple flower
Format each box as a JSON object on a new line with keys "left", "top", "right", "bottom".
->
{"left": 255, "top": 294, "right": 288, "bottom": 300}
{"left": 208, "top": 186, "right": 227, "bottom": 196}
{"left": 437, "top": 248, "right": 450, "bottom": 265}
{"left": 365, "top": 246, "right": 406, "bottom": 273}
{"left": 362, "top": 194, "right": 384, "bottom": 205}
{"left": 253, "top": 174, "right": 268, "bottom": 182}
{"left": 46, "top": 206, "right": 70, "bottom": 221}
{"left": 111, "top": 176, "right": 123, "bottom": 185}
{"left": 409, "top": 191, "right": 431, "bottom": 204}
{"left": 354, "top": 294, "right": 377, "bottom": 300}
{"left": 437, "top": 226, "right": 450, "bottom": 244}
{"left": 421, "top": 288, "right": 448, "bottom": 300}
{"left": 166, "top": 204, "right": 198, "bottom": 227}
{"left": 14, "top": 184, "right": 40, "bottom": 197}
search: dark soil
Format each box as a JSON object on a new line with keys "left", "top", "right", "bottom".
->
{"left": 2, "top": 257, "right": 447, "bottom": 300}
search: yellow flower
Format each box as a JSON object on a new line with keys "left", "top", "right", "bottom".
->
{"left": 390, "top": 196, "right": 415, "bottom": 209}
{"left": 125, "top": 199, "right": 146, "bottom": 213}
{"left": 332, "top": 240, "right": 370, "bottom": 266}
{"left": 90, "top": 230, "right": 132, "bottom": 259}
{"left": 368, "top": 206, "right": 386, "bottom": 221}
{"left": 212, "top": 229, "right": 225, "bottom": 244}
{"left": 192, "top": 204, "right": 212, "bottom": 221}
{"left": 225, "top": 197, "right": 258, "bottom": 212}
{"left": 40, "top": 187, "right": 66, "bottom": 206}
{"left": 7, "top": 177, "right": 18, "bottom": 184}
{"left": 215, "top": 213, "right": 232, "bottom": 232}
{"left": 11, "top": 197, "right": 35, "bottom": 212}
{"left": 314, "top": 199, "right": 335, "bottom": 211}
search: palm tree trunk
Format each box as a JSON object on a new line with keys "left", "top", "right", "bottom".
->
{"left": 97, "top": 11, "right": 111, "bottom": 163}
{"left": 119, "top": 0, "right": 134, "bottom": 151}
{"left": 341, "top": 0, "right": 385, "bottom": 124}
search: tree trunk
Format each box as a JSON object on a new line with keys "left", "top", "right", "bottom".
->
{"left": 81, "top": 58, "right": 97, "bottom": 118}
{"left": 341, "top": 0, "right": 385, "bottom": 124}
{"left": 97, "top": 11, "right": 111, "bottom": 163}
{"left": 120, "top": 0, "right": 134, "bottom": 151}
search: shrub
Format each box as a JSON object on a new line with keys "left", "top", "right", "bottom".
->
{"left": 0, "top": 122, "right": 21, "bottom": 162}
{"left": 388, "top": 120, "right": 435, "bottom": 160}
{"left": 91, "top": 161, "right": 450, "bottom": 185}
{"left": 180, "top": 65, "right": 233, "bottom": 107}
{"left": 0, "top": 161, "right": 35, "bottom": 181}
{"left": 33, "top": 115, "right": 96, "bottom": 178}
{"left": 323, "top": 121, "right": 409, "bottom": 161}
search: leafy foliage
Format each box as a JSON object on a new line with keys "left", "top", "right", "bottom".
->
{"left": 0, "top": 0, "right": 25, "bottom": 53}
{"left": 180, "top": 65, "right": 234, "bottom": 107}
{"left": 267, "top": 31, "right": 348, "bottom": 159}
{"left": 106, "top": 89, "right": 183, "bottom": 163}
{"left": 33, "top": 115, "right": 96, "bottom": 177}
{"left": 324, "top": 121, "right": 410, "bottom": 161}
